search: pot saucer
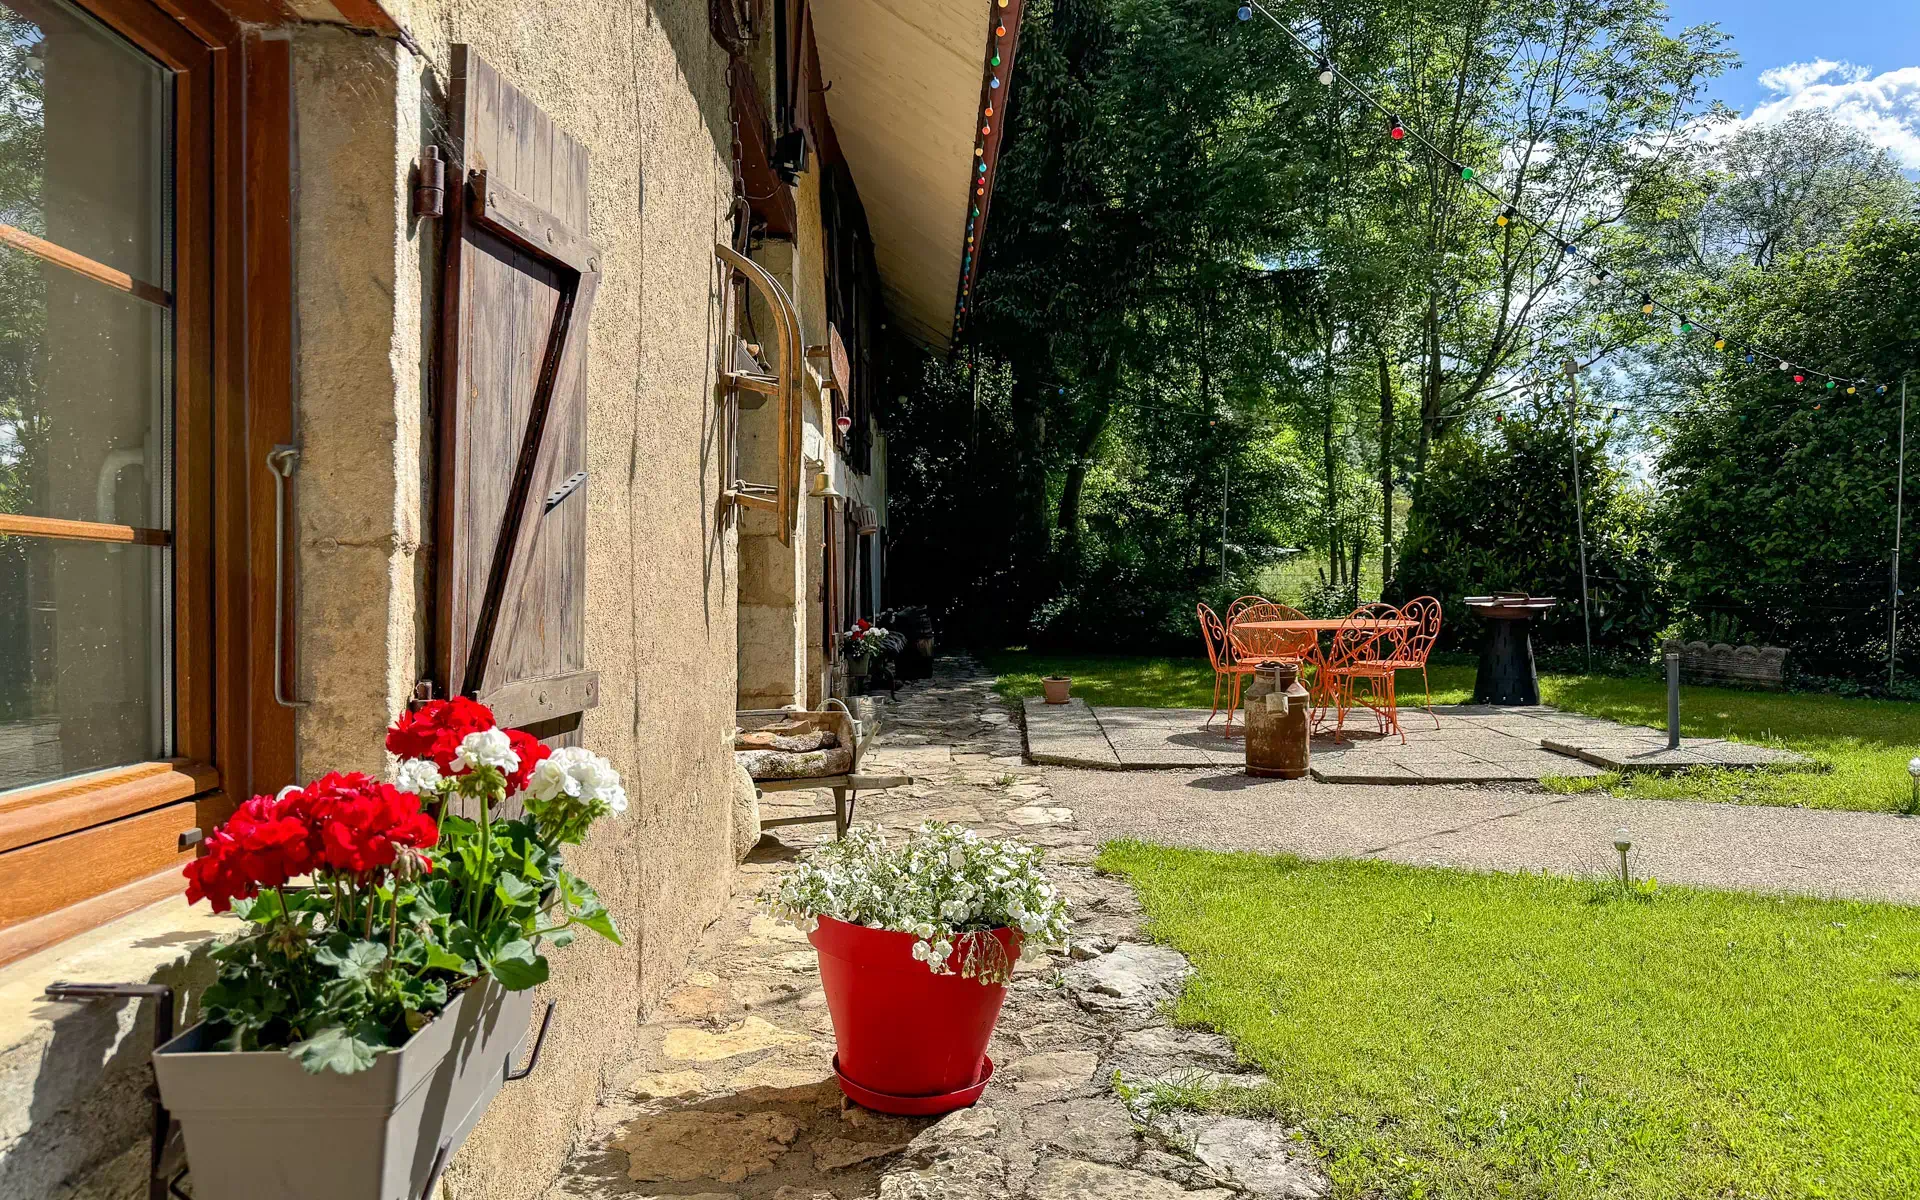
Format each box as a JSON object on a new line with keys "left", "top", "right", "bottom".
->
{"left": 830, "top": 1054, "right": 994, "bottom": 1115}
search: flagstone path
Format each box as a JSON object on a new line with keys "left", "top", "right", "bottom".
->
{"left": 544, "top": 659, "right": 1327, "bottom": 1200}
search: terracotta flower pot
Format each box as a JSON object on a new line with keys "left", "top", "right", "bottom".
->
{"left": 808, "top": 915, "right": 1021, "bottom": 1113}
{"left": 1041, "top": 676, "right": 1072, "bottom": 705}
{"left": 152, "top": 979, "right": 535, "bottom": 1200}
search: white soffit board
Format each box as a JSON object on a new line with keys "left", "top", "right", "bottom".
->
{"left": 811, "top": 0, "right": 986, "bottom": 349}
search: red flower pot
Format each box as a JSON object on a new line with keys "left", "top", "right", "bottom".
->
{"left": 808, "top": 915, "right": 1022, "bottom": 1111}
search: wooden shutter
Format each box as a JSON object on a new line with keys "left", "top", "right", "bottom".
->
{"left": 433, "top": 47, "right": 601, "bottom": 738}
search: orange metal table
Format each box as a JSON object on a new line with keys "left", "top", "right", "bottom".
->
{"left": 1231, "top": 618, "right": 1415, "bottom": 715}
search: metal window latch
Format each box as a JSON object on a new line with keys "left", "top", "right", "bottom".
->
{"left": 267, "top": 446, "right": 309, "bottom": 709}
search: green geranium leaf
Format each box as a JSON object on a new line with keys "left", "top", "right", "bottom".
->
{"left": 233, "top": 891, "right": 284, "bottom": 924}
{"left": 495, "top": 873, "right": 536, "bottom": 908}
{"left": 487, "top": 939, "right": 549, "bottom": 990}
{"left": 290, "top": 1021, "right": 388, "bottom": 1075}
{"left": 316, "top": 940, "right": 389, "bottom": 983}
{"left": 571, "top": 898, "right": 622, "bottom": 945}
{"left": 423, "top": 943, "right": 472, "bottom": 974}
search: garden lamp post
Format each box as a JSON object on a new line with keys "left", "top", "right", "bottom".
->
{"left": 1613, "top": 827, "right": 1631, "bottom": 889}
{"left": 1908, "top": 758, "right": 1920, "bottom": 811}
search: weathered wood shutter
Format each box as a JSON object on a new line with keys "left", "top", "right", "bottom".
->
{"left": 433, "top": 47, "right": 601, "bottom": 738}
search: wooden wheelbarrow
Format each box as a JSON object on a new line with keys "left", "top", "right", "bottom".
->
{"left": 736, "top": 699, "right": 910, "bottom": 838}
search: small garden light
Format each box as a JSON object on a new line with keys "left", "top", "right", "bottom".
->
{"left": 1907, "top": 757, "right": 1920, "bottom": 809}
{"left": 1614, "top": 827, "right": 1632, "bottom": 889}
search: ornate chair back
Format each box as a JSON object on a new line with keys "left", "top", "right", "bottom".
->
{"left": 1197, "top": 603, "right": 1236, "bottom": 670}
{"left": 1396, "top": 596, "right": 1443, "bottom": 665}
{"left": 1224, "top": 594, "right": 1269, "bottom": 628}
{"left": 1230, "top": 601, "right": 1314, "bottom": 661}
{"left": 1340, "top": 602, "right": 1403, "bottom": 662}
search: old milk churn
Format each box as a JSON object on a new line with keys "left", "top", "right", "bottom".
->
{"left": 1244, "top": 660, "right": 1311, "bottom": 778}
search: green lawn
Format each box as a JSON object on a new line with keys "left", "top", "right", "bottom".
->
{"left": 1101, "top": 842, "right": 1920, "bottom": 1200}
{"left": 987, "top": 649, "right": 1920, "bottom": 813}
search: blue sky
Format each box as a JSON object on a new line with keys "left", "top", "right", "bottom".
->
{"left": 1664, "top": 0, "right": 1920, "bottom": 166}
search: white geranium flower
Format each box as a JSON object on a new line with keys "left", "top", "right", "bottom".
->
{"left": 530, "top": 746, "right": 628, "bottom": 814}
{"left": 455, "top": 728, "right": 519, "bottom": 774}
{"left": 391, "top": 757, "right": 444, "bottom": 795}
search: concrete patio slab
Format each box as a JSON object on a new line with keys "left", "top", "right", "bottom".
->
{"left": 1543, "top": 735, "right": 1810, "bottom": 774}
{"left": 1024, "top": 697, "right": 1801, "bottom": 785}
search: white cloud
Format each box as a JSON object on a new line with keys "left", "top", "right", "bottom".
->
{"left": 1740, "top": 59, "right": 1920, "bottom": 168}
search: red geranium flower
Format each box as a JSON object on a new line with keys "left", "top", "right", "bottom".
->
{"left": 505, "top": 729, "right": 551, "bottom": 793}
{"left": 296, "top": 772, "right": 439, "bottom": 874}
{"left": 385, "top": 697, "right": 497, "bottom": 773}
{"left": 182, "top": 773, "right": 440, "bottom": 910}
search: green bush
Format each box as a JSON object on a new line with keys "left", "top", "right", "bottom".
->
{"left": 1394, "top": 409, "right": 1665, "bottom": 652}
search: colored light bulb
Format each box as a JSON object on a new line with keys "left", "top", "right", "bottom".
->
{"left": 1496, "top": 207, "right": 1511, "bottom": 226}
{"left": 1460, "top": 165, "right": 1474, "bottom": 180}
{"left": 1714, "top": 338, "right": 1725, "bottom": 350}
{"left": 1237, "top": 4, "right": 1251, "bottom": 18}
{"left": 1847, "top": 385, "right": 1857, "bottom": 395}
{"left": 1317, "top": 58, "right": 1334, "bottom": 85}
{"left": 1389, "top": 115, "right": 1405, "bottom": 140}
{"left": 1826, "top": 379, "right": 1836, "bottom": 390}
{"left": 1779, "top": 361, "right": 1790, "bottom": 371}
{"left": 996, "top": 24, "right": 1006, "bottom": 36}
{"left": 1793, "top": 374, "right": 1804, "bottom": 384}
{"left": 1639, "top": 293, "right": 1654, "bottom": 314}
{"left": 991, "top": 54, "right": 1001, "bottom": 66}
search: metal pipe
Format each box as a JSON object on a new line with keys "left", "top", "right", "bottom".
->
{"left": 1666, "top": 649, "right": 1680, "bottom": 750}
{"left": 1893, "top": 375, "right": 1908, "bottom": 689}
{"left": 268, "top": 446, "right": 308, "bottom": 709}
{"left": 1563, "top": 359, "right": 1593, "bottom": 672}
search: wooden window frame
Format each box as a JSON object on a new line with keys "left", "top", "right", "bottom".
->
{"left": 0, "top": 0, "right": 294, "bottom": 964}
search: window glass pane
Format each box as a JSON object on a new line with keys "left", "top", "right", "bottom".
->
{"left": 0, "top": 537, "right": 169, "bottom": 791}
{"left": 0, "top": 0, "right": 171, "bottom": 282}
{"left": 0, "top": 0, "right": 172, "bottom": 531}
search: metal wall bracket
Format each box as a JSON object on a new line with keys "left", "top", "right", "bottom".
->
{"left": 504, "top": 1001, "right": 556, "bottom": 1081}
{"left": 43, "top": 983, "right": 184, "bottom": 1200}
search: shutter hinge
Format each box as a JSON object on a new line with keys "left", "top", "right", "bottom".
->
{"left": 413, "top": 146, "right": 446, "bottom": 219}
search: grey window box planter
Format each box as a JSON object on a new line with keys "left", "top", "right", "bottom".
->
{"left": 152, "top": 979, "right": 539, "bottom": 1200}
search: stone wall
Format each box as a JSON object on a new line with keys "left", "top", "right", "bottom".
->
{"left": 288, "top": 3, "right": 742, "bottom": 1197}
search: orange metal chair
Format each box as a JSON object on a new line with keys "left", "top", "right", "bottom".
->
{"left": 1224, "top": 594, "right": 1269, "bottom": 628}
{"left": 1197, "top": 602, "right": 1260, "bottom": 735}
{"left": 1320, "top": 604, "right": 1405, "bottom": 742}
{"left": 1374, "top": 596, "right": 1443, "bottom": 728}
{"left": 1228, "top": 601, "right": 1318, "bottom": 699}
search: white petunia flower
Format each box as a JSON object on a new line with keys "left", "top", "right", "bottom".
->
{"left": 455, "top": 728, "right": 519, "bottom": 774}
{"left": 391, "top": 757, "right": 444, "bottom": 795}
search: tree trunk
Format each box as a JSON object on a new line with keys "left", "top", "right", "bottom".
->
{"left": 1323, "top": 315, "right": 1340, "bottom": 587}
{"left": 1379, "top": 348, "right": 1395, "bottom": 596}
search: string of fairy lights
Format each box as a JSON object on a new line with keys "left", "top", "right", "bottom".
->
{"left": 1234, "top": 0, "right": 1908, "bottom": 403}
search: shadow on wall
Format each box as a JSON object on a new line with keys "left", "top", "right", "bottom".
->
{"left": 1, "top": 947, "right": 215, "bottom": 1199}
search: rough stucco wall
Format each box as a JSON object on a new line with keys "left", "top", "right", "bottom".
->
{"left": 289, "top": 3, "right": 739, "bottom": 1197}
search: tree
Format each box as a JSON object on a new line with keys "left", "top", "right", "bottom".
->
{"left": 1394, "top": 398, "right": 1663, "bottom": 650}
{"left": 1658, "top": 214, "right": 1920, "bottom": 676}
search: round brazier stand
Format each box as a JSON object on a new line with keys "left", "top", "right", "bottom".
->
{"left": 1465, "top": 595, "right": 1558, "bottom": 705}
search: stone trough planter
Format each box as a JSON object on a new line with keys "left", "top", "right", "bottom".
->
{"left": 152, "top": 979, "right": 541, "bottom": 1200}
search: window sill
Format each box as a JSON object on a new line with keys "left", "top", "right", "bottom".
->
{"left": 0, "top": 878, "right": 234, "bottom": 1196}
{"left": 0, "top": 877, "right": 233, "bottom": 1054}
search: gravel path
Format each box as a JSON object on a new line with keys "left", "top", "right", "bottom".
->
{"left": 1048, "top": 768, "right": 1920, "bottom": 904}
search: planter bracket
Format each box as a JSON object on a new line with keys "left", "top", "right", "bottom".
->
{"left": 43, "top": 982, "right": 182, "bottom": 1200}
{"left": 505, "top": 1000, "right": 556, "bottom": 1082}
